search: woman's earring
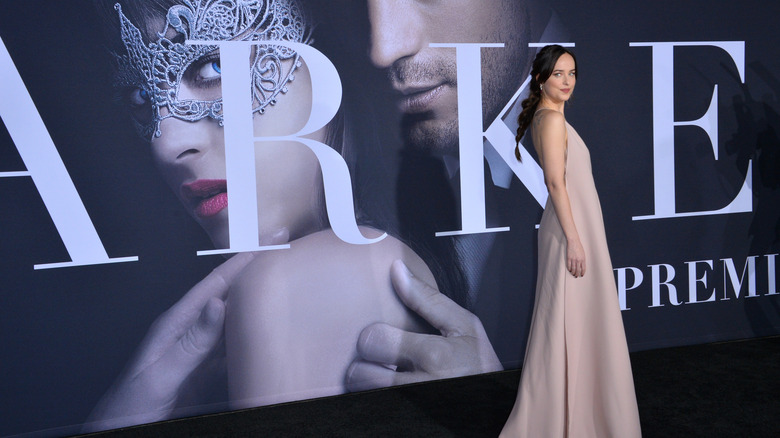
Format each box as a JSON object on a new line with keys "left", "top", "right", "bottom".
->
{"left": 540, "top": 84, "right": 544, "bottom": 93}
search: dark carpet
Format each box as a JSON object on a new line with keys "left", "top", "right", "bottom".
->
{"left": 77, "top": 336, "right": 780, "bottom": 437}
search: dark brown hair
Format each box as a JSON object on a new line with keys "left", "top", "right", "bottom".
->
{"left": 514, "top": 44, "right": 577, "bottom": 161}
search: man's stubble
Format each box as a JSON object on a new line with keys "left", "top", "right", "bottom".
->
{"left": 401, "top": 3, "right": 531, "bottom": 155}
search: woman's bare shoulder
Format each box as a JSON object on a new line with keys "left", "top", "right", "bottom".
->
{"left": 533, "top": 108, "right": 566, "bottom": 132}
{"left": 237, "top": 227, "right": 433, "bottom": 283}
{"left": 230, "top": 227, "right": 434, "bottom": 326}
{"left": 225, "top": 228, "right": 434, "bottom": 403}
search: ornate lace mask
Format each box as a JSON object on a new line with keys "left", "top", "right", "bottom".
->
{"left": 113, "top": 0, "right": 311, "bottom": 139}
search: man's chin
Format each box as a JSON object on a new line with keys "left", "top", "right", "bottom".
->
{"left": 401, "top": 115, "right": 458, "bottom": 154}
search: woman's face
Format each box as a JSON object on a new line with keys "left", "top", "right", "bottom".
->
{"left": 115, "top": 1, "right": 323, "bottom": 249}
{"left": 541, "top": 53, "right": 577, "bottom": 104}
{"left": 149, "top": 55, "right": 327, "bottom": 249}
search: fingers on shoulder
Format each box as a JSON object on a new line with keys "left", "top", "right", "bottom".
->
{"left": 345, "top": 360, "right": 397, "bottom": 392}
{"left": 356, "top": 322, "right": 455, "bottom": 371}
{"left": 356, "top": 322, "right": 404, "bottom": 364}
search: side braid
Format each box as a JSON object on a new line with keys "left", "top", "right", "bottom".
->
{"left": 514, "top": 79, "right": 542, "bottom": 161}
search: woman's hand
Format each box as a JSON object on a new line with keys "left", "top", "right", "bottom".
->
{"left": 567, "top": 237, "right": 586, "bottom": 278}
{"left": 81, "top": 252, "right": 257, "bottom": 432}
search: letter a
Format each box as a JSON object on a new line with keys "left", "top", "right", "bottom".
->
{"left": 0, "top": 36, "right": 137, "bottom": 269}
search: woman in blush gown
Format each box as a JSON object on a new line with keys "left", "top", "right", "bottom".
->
{"left": 500, "top": 45, "right": 641, "bottom": 437}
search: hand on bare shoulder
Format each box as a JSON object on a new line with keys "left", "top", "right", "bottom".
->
{"left": 346, "top": 259, "right": 503, "bottom": 391}
{"left": 224, "top": 228, "right": 433, "bottom": 407}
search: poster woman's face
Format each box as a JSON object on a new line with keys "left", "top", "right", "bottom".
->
{"left": 115, "top": 0, "right": 325, "bottom": 248}
{"left": 149, "top": 56, "right": 326, "bottom": 249}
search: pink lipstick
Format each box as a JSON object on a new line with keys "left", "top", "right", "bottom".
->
{"left": 182, "top": 179, "right": 228, "bottom": 218}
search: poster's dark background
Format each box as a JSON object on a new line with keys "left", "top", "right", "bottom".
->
{"left": 1, "top": 0, "right": 778, "bottom": 436}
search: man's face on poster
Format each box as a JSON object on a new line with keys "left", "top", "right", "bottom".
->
{"left": 367, "top": 0, "right": 534, "bottom": 153}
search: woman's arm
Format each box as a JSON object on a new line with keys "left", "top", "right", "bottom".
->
{"left": 535, "top": 111, "right": 586, "bottom": 278}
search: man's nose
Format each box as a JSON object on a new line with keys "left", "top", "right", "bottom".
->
{"left": 367, "top": 0, "right": 425, "bottom": 69}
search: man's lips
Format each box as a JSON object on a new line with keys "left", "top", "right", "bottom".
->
{"left": 181, "top": 179, "right": 228, "bottom": 218}
{"left": 396, "top": 84, "right": 446, "bottom": 113}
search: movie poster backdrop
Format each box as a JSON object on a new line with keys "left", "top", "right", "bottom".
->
{"left": 1, "top": 0, "right": 778, "bottom": 435}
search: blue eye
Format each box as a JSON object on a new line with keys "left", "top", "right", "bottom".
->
{"left": 197, "top": 59, "right": 221, "bottom": 80}
{"left": 128, "top": 88, "right": 151, "bottom": 106}
{"left": 125, "top": 87, "right": 154, "bottom": 125}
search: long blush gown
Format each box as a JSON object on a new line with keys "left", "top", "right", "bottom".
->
{"left": 500, "top": 123, "right": 641, "bottom": 437}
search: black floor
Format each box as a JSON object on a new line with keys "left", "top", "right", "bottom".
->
{"left": 79, "top": 336, "right": 780, "bottom": 437}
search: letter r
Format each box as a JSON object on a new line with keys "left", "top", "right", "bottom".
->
{"left": 188, "top": 39, "right": 383, "bottom": 257}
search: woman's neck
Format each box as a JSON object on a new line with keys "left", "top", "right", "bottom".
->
{"left": 538, "top": 98, "right": 565, "bottom": 116}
